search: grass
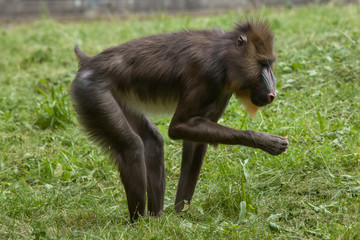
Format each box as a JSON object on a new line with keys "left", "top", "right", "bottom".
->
{"left": 0, "top": 4, "right": 359, "bottom": 239}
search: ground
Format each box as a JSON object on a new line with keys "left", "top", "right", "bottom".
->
{"left": 0, "top": 4, "right": 359, "bottom": 239}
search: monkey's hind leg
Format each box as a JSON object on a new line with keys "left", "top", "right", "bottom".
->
{"left": 128, "top": 115, "right": 166, "bottom": 216}
{"left": 174, "top": 141, "right": 208, "bottom": 212}
{"left": 143, "top": 120, "right": 166, "bottom": 216}
{"left": 71, "top": 81, "right": 147, "bottom": 221}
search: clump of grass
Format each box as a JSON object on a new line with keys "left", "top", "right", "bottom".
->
{"left": 34, "top": 83, "right": 73, "bottom": 129}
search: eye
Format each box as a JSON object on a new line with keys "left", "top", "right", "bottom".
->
{"left": 260, "top": 60, "right": 274, "bottom": 67}
{"left": 260, "top": 61, "right": 269, "bottom": 67}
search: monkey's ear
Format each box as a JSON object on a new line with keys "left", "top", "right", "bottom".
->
{"left": 236, "top": 35, "right": 247, "bottom": 48}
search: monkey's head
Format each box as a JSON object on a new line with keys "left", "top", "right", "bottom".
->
{"left": 227, "top": 21, "right": 277, "bottom": 117}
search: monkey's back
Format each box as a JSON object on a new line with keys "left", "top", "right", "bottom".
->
{"left": 82, "top": 29, "right": 229, "bottom": 114}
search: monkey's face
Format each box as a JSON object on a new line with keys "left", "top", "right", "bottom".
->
{"left": 231, "top": 39, "right": 277, "bottom": 107}
{"left": 249, "top": 62, "right": 276, "bottom": 107}
{"left": 228, "top": 21, "right": 277, "bottom": 116}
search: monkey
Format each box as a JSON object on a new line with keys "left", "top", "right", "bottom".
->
{"left": 70, "top": 20, "right": 289, "bottom": 221}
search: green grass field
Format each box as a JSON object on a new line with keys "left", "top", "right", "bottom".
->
{"left": 1, "top": 4, "right": 359, "bottom": 239}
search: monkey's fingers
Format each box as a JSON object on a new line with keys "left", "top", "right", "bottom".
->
{"left": 260, "top": 134, "right": 289, "bottom": 155}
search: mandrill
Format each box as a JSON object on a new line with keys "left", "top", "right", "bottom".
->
{"left": 70, "top": 20, "right": 289, "bottom": 221}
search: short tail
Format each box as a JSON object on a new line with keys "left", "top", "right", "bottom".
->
{"left": 74, "top": 45, "right": 91, "bottom": 68}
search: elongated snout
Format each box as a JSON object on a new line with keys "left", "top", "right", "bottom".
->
{"left": 262, "top": 66, "right": 276, "bottom": 104}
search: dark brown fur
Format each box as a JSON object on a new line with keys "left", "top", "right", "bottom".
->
{"left": 70, "top": 20, "right": 288, "bottom": 221}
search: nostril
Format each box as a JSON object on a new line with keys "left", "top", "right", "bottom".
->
{"left": 268, "top": 93, "right": 276, "bottom": 103}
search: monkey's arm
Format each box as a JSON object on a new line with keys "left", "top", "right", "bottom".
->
{"left": 169, "top": 116, "right": 288, "bottom": 156}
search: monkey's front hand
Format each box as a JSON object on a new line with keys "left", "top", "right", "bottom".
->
{"left": 255, "top": 133, "right": 289, "bottom": 155}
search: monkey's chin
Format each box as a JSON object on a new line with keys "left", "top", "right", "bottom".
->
{"left": 235, "top": 90, "right": 260, "bottom": 118}
{"left": 240, "top": 97, "right": 260, "bottom": 118}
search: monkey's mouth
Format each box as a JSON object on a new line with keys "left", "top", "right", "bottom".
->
{"left": 251, "top": 96, "right": 269, "bottom": 107}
